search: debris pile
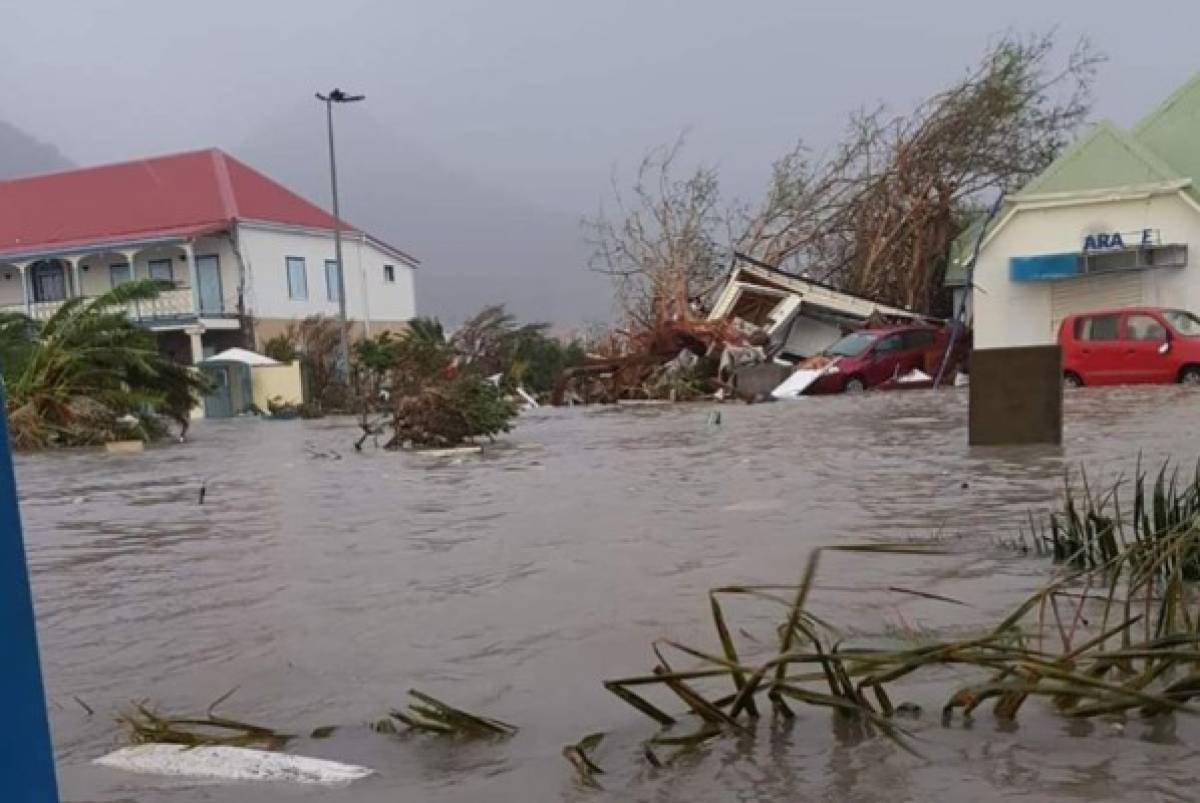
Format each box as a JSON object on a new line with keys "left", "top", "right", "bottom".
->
{"left": 552, "top": 254, "right": 964, "bottom": 404}
{"left": 551, "top": 318, "right": 752, "bottom": 405}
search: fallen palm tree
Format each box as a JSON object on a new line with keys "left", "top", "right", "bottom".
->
{"left": 0, "top": 280, "right": 209, "bottom": 449}
{"left": 598, "top": 460, "right": 1200, "bottom": 767}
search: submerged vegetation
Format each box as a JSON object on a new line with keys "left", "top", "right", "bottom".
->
{"left": 1025, "top": 459, "right": 1200, "bottom": 576}
{"left": 378, "top": 689, "right": 518, "bottom": 737}
{"left": 597, "top": 462, "right": 1200, "bottom": 767}
{"left": 85, "top": 457, "right": 1200, "bottom": 789}
{"left": 0, "top": 280, "right": 208, "bottom": 449}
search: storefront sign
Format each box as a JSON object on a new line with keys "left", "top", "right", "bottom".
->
{"left": 1083, "top": 229, "right": 1155, "bottom": 251}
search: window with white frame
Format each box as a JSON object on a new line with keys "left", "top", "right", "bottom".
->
{"left": 383, "top": 264, "right": 395, "bottom": 283}
{"left": 286, "top": 257, "right": 308, "bottom": 300}
{"left": 109, "top": 262, "right": 131, "bottom": 287}
{"left": 148, "top": 258, "right": 173, "bottom": 284}
{"left": 325, "top": 260, "right": 341, "bottom": 302}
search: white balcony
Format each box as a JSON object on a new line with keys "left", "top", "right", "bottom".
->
{"left": 0, "top": 287, "right": 239, "bottom": 327}
{"left": 0, "top": 240, "right": 242, "bottom": 330}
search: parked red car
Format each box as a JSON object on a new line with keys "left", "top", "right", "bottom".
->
{"left": 806, "top": 324, "right": 953, "bottom": 394}
{"left": 1059, "top": 306, "right": 1200, "bottom": 387}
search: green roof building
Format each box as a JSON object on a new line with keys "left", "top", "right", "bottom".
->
{"left": 949, "top": 74, "right": 1200, "bottom": 350}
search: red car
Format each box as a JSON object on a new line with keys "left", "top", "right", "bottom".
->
{"left": 806, "top": 324, "right": 952, "bottom": 394}
{"left": 1059, "top": 306, "right": 1200, "bottom": 388}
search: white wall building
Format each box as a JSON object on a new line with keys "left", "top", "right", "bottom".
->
{"left": 0, "top": 148, "right": 418, "bottom": 361}
{"left": 948, "top": 75, "right": 1200, "bottom": 349}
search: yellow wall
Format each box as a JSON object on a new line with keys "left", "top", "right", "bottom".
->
{"left": 251, "top": 363, "right": 304, "bottom": 409}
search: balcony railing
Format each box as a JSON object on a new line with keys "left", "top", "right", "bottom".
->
{"left": 0, "top": 288, "right": 239, "bottom": 324}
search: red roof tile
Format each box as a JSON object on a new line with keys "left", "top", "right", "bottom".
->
{"left": 0, "top": 148, "right": 356, "bottom": 260}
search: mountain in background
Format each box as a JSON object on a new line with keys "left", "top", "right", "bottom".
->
{"left": 0, "top": 120, "right": 73, "bottom": 178}
{"left": 235, "top": 110, "right": 612, "bottom": 328}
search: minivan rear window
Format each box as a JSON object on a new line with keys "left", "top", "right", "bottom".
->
{"left": 1075, "top": 314, "right": 1120, "bottom": 341}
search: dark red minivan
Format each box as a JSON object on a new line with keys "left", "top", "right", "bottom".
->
{"left": 1058, "top": 307, "right": 1200, "bottom": 387}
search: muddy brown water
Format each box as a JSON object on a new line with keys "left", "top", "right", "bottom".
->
{"left": 17, "top": 386, "right": 1200, "bottom": 802}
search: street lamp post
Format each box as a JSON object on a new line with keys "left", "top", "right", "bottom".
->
{"left": 316, "top": 88, "right": 364, "bottom": 379}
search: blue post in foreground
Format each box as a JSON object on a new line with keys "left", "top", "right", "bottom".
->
{"left": 0, "top": 386, "right": 59, "bottom": 801}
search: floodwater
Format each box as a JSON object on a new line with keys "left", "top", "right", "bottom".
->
{"left": 17, "top": 387, "right": 1200, "bottom": 802}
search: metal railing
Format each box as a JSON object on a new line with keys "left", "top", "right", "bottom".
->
{"left": 0, "top": 287, "right": 238, "bottom": 324}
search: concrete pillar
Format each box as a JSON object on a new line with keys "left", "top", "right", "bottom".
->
{"left": 69, "top": 257, "right": 83, "bottom": 298}
{"left": 16, "top": 263, "right": 30, "bottom": 317}
{"left": 124, "top": 251, "right": 142, "bottom": 319}
{"left": 184, "top": 242, "right": 200, "bottom": 316}
{"left": 187, "top": 326, "right": 204, "bottom": 365}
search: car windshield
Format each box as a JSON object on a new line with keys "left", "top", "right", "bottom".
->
{"left": 1163, "top": 310, "right": 1200, "bottom": 337}
{"left": 827, "top": 332, "right": 877, "bottom": 357}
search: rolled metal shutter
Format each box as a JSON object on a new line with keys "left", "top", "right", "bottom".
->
{"left": 1049, "top": 272, "right": 1144, "bottom": 338}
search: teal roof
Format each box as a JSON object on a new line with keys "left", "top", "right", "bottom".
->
{"left": 1015, "top": 120, "right": 1182, "bottom": 196}
{"left": 1132, "top": 72, "right": 1200, "bottom": 198}
{"left": 945, "top": 72, "right": 1200, "bottom": 287}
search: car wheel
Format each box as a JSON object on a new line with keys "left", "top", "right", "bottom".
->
{"left": 1180, "top": 367, "right": 1200, "bottom": 386}
{"left": 1063, "top": 372, "right": 1083, "bottom": 389}
{"left": 844, "top": 377, "right": 866, "bottom": 394}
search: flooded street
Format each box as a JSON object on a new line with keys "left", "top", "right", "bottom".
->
{"left": 19, "top": 387, "right": 1200, "bottom": 802}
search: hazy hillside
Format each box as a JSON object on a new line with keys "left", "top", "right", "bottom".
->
{"left": 0, "top": 120, "right": 72, "bottom": 178}
{"left": 236, "top": 111, "right": 612, "bottom": 327}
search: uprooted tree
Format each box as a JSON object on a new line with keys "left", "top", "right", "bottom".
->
{"left": 588, "top": 31, "right": 1102, "bottom": 326}
{"left": 585, "top": 138, "right": 729, "bottom": 334}
{"left": 739, "top": 32, "right": 1101, "bottom": 314}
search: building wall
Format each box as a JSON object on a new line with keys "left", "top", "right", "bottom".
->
{"left": 249, "top": 317, "right": 410, "bottom": 350}
{"left": 973, "top": 192, "right": 1200, "bottom": 348}
{"left": 251, "top": 363, "right": 304, "bottom": 409}
{"left": 237, "top": 225, "right": 416, "bottom": 326}
{"left": 75, "top": 238, "right": 240, "bottom": 300}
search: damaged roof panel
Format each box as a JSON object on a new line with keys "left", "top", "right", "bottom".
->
{"left": 709, "top": 254, "right": 922, "bottom": 325}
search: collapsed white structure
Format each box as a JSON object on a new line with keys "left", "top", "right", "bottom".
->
{"left": 707, "top": 254, "right": 924, "bottom": 361}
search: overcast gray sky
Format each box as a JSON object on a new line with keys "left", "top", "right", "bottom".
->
{"left": 3, "top": 0, "right": 1198, "bottom": 322}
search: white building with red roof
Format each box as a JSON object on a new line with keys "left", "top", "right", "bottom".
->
{"left": 0, "top": 148, "right": 418, "bottom": 361}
